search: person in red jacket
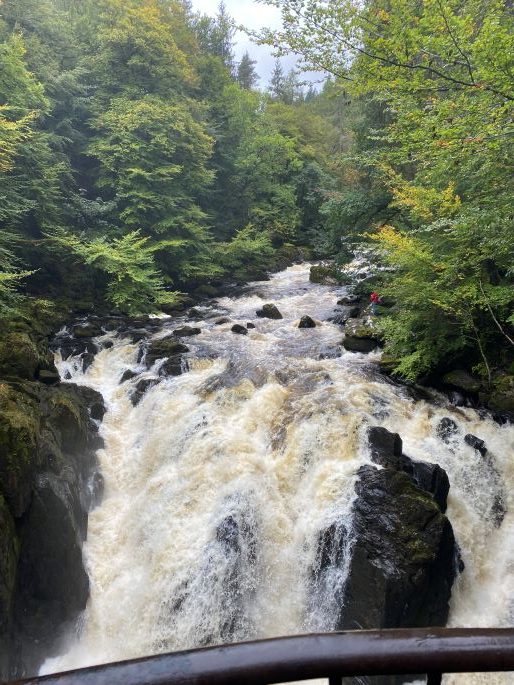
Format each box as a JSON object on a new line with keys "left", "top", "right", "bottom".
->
{"left": 370, "top": 291, "right": 381, "bottom": 315}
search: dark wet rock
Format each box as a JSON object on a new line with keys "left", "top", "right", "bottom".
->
{"left": 312, "top": 427, "right": 457, "bottom": 662}
{"left": 130, "top": 379, "right": 160, "bottom": 406}
{"left": 56, "top": 338, "right": 96, "bottom": 362}
{"left": 368, "top": 427, "right": 450, "bottom": 513}
{"left": 0, "top": 379, "right": 105, "bottom": 677}
{"left": 492, "top": 494, "right": 507, "bottom": 528}
{"left": 124, "top": 329, "right": 148, "bottom": 343}
{"left": 337, "top": 296, "right": 360, "bottom": 306}
{"left": 102, "top": 340, "right": 114, "bottom": 349}
{"left": 342, "top": 319, "right": 381, "bottom": 354}
{"left": 256, "top": 303, "right": 283, "bottom": 320}
{"left": 37, "top": 369, "right": 60, "bottom": 386}
{"left": 368, "top": 426, "right": 403, "bottom": 468}
{"left": 231, "top": 324, "right": 248, "bottom": 335}
{"left": 120, "top": 369, "right": 138, "bottom": 384}
{"left": 173, "top": 326, "right": 201, "bottom": 337}
{"left": 464, "top": 433, "right": 487, "bottom": 457}
{"left": 139, "top": 336, "right": 189, "bottom": 368}
{"left": 89, "top": 399, "right": 106, "bottom": 422}
{"left": 187, "top": 307, "right": 203, "bottom": 318}
{"left": 341, "top": 465, "right": 456, "bottom": 629}
{"left": 0, "top": 332, "right": 40, "bottom": 380}
{"left": 443, "top": 370, "right": 482, "bottom": 394}
{"left": 90, "top": 471, "right": 104, "bottom": 507}
{"left": 298, "top": 315, "right": 316, "bottom": 329}
{"left": 448, "top": 390, "right": 467, "bottom": 407}
{"left": 437, "top": 417, "right": 459, "bottom": 443}
{"left": 159, "top": 356, "right": 186, "bottom": 377}
{"left": 81, "top": 352, "right": 95, "bottom": 373}
{"left": 329, "top": 312, "right": 349, "bottom": 326}
{"left": 247, "top": 323, "right": 255, "bottom": 329}
{"left": 73, "top": 323, "right": 102, "bottom": 338}
{"left": 343, "top": 336, "right": 379, "bottom": 353}
{"left": 214, "top": 317, "right": 231, "bottom": 325}
{"left": 347, "top": 306, "right": 361, "bottom": 318}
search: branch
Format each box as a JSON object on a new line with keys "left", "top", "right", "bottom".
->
{"left": 479, "top": 279, "right": 514, "bottom": 347}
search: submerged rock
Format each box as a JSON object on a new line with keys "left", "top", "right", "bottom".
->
{"left": 139, "top": 336, "right": 189, "bottom": 369}
{"left": 231, "top": 324, "right": 248, "bottom": 335}
{"left": 130, "top": 378, "right": 160, "bottom": 406}
{"left": 173, "top": 326, "right": 201, "bottom": 337}
{"left": 73, "top": 323, "right": 102, "bottom": 338}
{"left": 437, "top": 417, "right": 459, "bottom": 443}
{"left": 120, "top": 369, "right": 138, "bottom": 384}
{"left": 256, "top": 303, "right": 283, "bottom": 320}
{"left": 298, "top": 315, "right": 316, "bottom": 329}
{"left": 464, "top": 433, "right": 487, "bottom": 457}
{"left": 247, "top": 323, "right": 256, "bottom": 329}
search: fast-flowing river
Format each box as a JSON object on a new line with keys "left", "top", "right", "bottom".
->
{"left": 43, "top": 264, "right": 514, "bottom": 683}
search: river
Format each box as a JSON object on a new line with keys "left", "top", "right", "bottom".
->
{"left": 43, "top": 264, "right": 514, "bottom": 683}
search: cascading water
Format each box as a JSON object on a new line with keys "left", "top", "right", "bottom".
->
{"left": 42, "top": 264, "right": 514, "bottom": 684}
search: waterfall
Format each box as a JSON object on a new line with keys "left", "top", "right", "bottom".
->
{"left": 42, "top": 265, "right": 514, "bottom": 684}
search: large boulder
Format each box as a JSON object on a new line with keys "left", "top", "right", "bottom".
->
{"left": 0, "top": 333, "right": 39, "bottom": 380}
{"left": 256, "top": 304, "right": 283, "bottom": 320}
{"left": 0, "top": 379, "right": 105, "bottom": 679}
{"left": 311, "top": 428, "right": 458, "bottom": 685}
{"left": 342, "top": 319, "right": 382, "bottom": 354}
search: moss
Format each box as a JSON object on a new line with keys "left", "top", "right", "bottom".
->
{"left": 487, "top": 374, "right": 514, "bottom": 412}
{"left": 0, "top": 383, "right": 41, "bottom": 516}
{"left": 310, "top": 263, "right": 351, "bottom": 285}
{"left": 0, "top": 333, "right": 39, "bottom": 379}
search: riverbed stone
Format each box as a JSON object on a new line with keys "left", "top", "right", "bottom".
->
{"left": 437, "top": 417, "right": 459, "bottom": 443}
{"left": 173, "top": 326, "right": 201, "bottom": 337}
{"left": 130, "top": 378, "right": 160, "bottom": 406}
{"left": 464, "top": 433, "right": 487, "bottom": 456}
{"left": 343, "top": 336, "right": 379, "bottom": 353}
{"left": 231, "top": 324, "right": 248, "bottom": 335}
{"left": 256, "top": 303, "right": 283, "bottom": 320}
{"left": 140, "top": 336, "right": 189, "bottom": 367}
{"left": 298, "top": 315, "right": 316, "bottom": 329}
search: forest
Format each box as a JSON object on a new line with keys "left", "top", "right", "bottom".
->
{"left": 1, "top": 0, "right": 513, "bottom": 387}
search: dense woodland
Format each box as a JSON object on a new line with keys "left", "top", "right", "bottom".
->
{"left": 1, "top": 0, "right": 514, "bottom": 388}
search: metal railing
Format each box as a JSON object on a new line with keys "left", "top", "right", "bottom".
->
{"left": 11, "top": 628, "right": 514, "bottom": 685}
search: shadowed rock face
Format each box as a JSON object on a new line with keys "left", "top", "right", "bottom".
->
{"left": 313, "top": 427, "right": 458, "bottom": 685}
{"left": 0, "top": 381, "right": 105, "bottom": 679}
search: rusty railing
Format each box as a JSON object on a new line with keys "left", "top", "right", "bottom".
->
{"left": 11, "top": 628, "right": 514, "bottom": 685}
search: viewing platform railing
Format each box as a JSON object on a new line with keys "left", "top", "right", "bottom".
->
{"left": 11, "top": 628, "right": 514, "bottom": 685}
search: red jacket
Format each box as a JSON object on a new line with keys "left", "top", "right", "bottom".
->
{"left": 370, "top": 292, "right": 380, "bottom": 304}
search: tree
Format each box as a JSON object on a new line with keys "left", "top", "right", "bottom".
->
{"left": 269, "top": 59, "right": 285, "bottom": 100}
{"left": 237, "top": 52, "right": 258, "bottom": 90}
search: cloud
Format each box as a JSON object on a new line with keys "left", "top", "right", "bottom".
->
{"left": 189, "top": 0, "right": 325, "bottom": 87}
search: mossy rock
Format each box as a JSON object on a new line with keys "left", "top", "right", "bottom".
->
{"left": 345, "top": 318, "right": 381, "bottom": 340}
{"left": 0, "top": 384, "right": 41, "bottom": 517}
{"left": 310, "top": 263, "right": 351, "bottom": 285}
{"left": 442, "top": 370, "right": 482, "bottom": 393}
{"left": 0, "top": 333, "right": 39, "bottom": 380}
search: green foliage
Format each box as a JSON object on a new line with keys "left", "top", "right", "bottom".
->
{"left": 58, "top": 231, "right": 179, "bottom": 314}
{"left": 258, "top": 0, "right": 514, "bottom": 380}
{"left": 0, "top": 0, "right": 340, "bottom": 321}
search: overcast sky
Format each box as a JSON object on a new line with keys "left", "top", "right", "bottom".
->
{"left": 189, "top": 0, "right": 324, "bottom": 88}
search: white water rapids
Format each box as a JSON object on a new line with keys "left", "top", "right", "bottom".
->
{"left": 43, "top": 264, "right": 514, "bottom": 683}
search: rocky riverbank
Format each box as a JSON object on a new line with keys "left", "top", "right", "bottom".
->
{"left": 0, "top": 308, "right": 105, "bottom": 679}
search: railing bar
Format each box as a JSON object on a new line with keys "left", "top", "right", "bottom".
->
{"left": 11, "top": 629, "right": 514, "bottom": 685}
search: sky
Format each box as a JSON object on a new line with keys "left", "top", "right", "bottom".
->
{"left": 189, "top": 0, "right": 325, "bottom": 89}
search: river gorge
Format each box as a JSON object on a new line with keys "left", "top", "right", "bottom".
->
{"left": 34, "top": 264, "right": 514, "bottom": 684}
